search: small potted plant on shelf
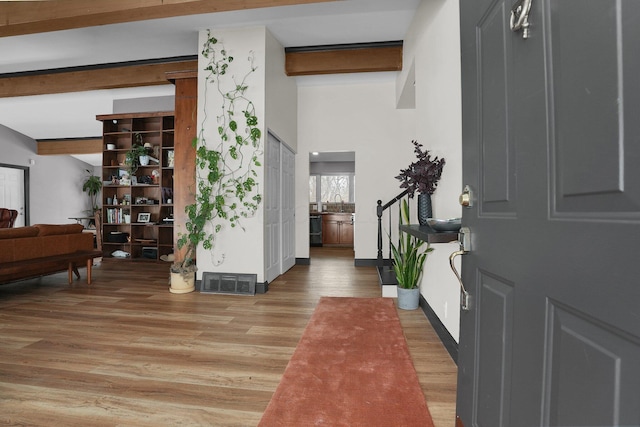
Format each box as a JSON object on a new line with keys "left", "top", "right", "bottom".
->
{"left": 82, "top": 169, "right": 102, "bottom": 214}
{"left": 125, "top": 134, "right": 150, "bottom": 173}
{"left": 391, "top": 199, "right": 434, "bottom": 310}
{"left": 395, "top": 140, "right": 445, "bottom": 225}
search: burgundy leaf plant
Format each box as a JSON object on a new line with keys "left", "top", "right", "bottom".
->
{"left": 395, "top": 140, "right": 445, "bottom": 198}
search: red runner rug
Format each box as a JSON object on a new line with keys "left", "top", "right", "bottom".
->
{"left": 258, "top": 297, "right": 434, "bottom": 427}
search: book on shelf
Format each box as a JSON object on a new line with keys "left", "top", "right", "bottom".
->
{"left": 106, "top": 208, "right": 130, "bottom": 224}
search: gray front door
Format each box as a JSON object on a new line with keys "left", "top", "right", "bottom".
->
{"left": 457, "top": 1, "right": 640, "bottom": 426}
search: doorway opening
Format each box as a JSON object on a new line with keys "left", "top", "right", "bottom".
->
{"left": 0, "top": 163, "right": 29, "bottom": 227}
{"left": 309, "top": 151, "right": 355, "bottom": 260}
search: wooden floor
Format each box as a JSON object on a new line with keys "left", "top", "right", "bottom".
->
{"left": 0, "top": 247, "right": 457, "bottom": 426}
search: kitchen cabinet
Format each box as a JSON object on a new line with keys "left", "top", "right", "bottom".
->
{"left": 322, "top": 213, "right": 354, "bottom": 246}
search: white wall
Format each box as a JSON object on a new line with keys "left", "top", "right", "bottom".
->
{"left": 265, "top": 30, "right": 297, "bottom": 153}
{"left": 195, "top": 27, "right": 267, "bottom": 281}
{"left": 403, "top": 0, "right": 463, "bottom": 341}
{"left": 296, "top": 77, "right": 416, "bottom": 260}
{"left": 192, "top": 3, "right": 464, "bottom": 341}
{"left": 1, "top": 124, "right": 95, "bottom": 225}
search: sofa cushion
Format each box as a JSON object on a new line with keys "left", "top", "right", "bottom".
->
{"left": 40, "top": 233, "right": 94, "bottom": 255}
{"left": 34, "top": 224, "right": 84, "bottom": 236}
{"left": 11, "top": 236, "right": 44, "bottom": 263}
{"left": 0, "top": 226, "right": 39, "bottom": 240}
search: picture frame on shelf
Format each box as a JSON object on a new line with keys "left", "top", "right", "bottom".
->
{"left": 137, "top": 212, "right": 151, "bottom": 223}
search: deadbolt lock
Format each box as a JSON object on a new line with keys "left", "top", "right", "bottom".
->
{"left": 459, "top": 185, "right": 473, "bottom": 207}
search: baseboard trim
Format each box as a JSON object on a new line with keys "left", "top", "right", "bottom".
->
{"left": 355, "top": 258, "right": 379, "bottom": 267}
{"left": 256, "top": 281, "right": 268, "bottom": 294}
{"left": 296, "top": 258, "right": 311, "bottom": 265}
{"left": 419, "top": 295, "right": 458, "bottom": 364}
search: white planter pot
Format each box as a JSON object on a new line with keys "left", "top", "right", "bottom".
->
{"left": 170, "top": 271, "right": 195, "bottom": 294}
{"left": 139, "top": 155, "right": 150, "bottom": 166}
{"left": 397, "top": 286, "right": 420, "bottom": 310}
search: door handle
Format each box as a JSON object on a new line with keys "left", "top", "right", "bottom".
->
{"left": 450, "top": 226, "right": 471, "bottom": 311}
{"left": 510, "top": 0, "right": 532, "bottom": 39}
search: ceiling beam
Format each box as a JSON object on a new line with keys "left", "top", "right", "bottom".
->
{"left": 1, "top": 40, "right": 403, "bottom": 98}
{"left": 0, "top": 0, "right": 337, "bottom": 37}
{"left": 285, "top": 43, "right": 403, "bottom": 76}
{"left": 0, "top": 59, "right": 198, "bottom": 98}
{"left": 37, "top": 138, "right": 103, "bottom": 156}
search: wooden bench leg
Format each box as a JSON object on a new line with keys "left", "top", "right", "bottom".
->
{"left": 68, "top": 262, "right": 85, "bottom": 284}
{"left": 86, "top": 258, "right": 93, "bottom": 285}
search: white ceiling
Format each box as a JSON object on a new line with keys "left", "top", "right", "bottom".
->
{"left": 0, "top": 0, "right": 420, "bottom": 165}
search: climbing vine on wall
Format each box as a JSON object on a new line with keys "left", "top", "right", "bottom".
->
{"left": 174, "top": 31, "right": 262, "bottom": 272}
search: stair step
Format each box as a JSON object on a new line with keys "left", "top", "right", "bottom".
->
{"left": 377, "top": 265, "right": 397, "bottom": 286}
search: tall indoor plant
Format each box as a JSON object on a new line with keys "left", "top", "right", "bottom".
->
{"left": 391, "top": 199, "right": 434, "bottom": 309}
{"left": 395, "top": 140, "right": 445, "bottom": 225}
{"left": 170, "top": 31, "right": 262, "bottom": 293}
{"left": 82, "top": 169, "right": 102, "bottom": 214}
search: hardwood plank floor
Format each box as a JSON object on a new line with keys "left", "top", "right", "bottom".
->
{"left": 0, "top": 247, "right": 457, "bottom": 426}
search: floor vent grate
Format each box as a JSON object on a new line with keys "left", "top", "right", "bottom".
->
{"left": 201, "top": 272, "right": 256, "bottom": 296}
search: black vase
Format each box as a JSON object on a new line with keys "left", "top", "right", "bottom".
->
{"left": 417, "top": 193, "right": 432, "bottom": 226}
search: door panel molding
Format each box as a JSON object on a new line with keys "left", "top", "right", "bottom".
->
{"left": 474, "top": 270, "right": 514, "bottom": 427}
{"left": 543, "top": 300, "right": 640, "bottom": 425}
{"left": 548, "top": 0, "right": 640, "bottom": 221}
{"left": 478, "top": 0, "right": 518, "bottom": 217}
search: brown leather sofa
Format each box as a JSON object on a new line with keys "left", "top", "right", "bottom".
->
{"left": 0, "top": 224, "right": 102, "bottom": 285}
{"left": 0, "top": 208, "right": 18, "bottom": 228}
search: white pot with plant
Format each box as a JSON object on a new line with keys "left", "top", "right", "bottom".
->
{"left": 125, "top": 135, "right": 150, "bottom": 174}
{"left": 391, "top": 199, "right": 434, "bottom": 310}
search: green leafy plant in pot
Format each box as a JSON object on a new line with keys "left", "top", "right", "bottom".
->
{"left": 391, "top": 199, "right": 434, "bottom": 310}
{"left": 395, "top": 140, "right": 445, "bottom": 225}
{"left": 170, "top": 31, "right": 262, "bottom": 294}
{"left": 82, "top": 169, "right": 102, "bottom": 214}
{"left": 124, "top": 134, "right": 149, "bottom": 174}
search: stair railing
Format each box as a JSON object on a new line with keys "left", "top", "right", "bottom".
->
{"left": 376, "top": 189, "right": 409, "bottom": 267}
